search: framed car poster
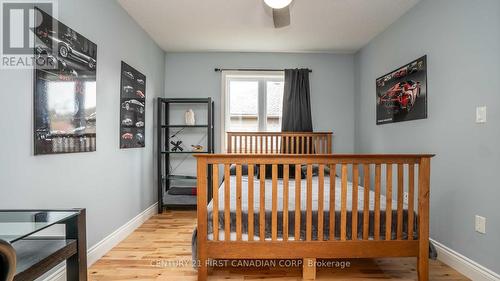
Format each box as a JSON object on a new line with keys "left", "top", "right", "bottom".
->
{"left": 33, "top": 7, "right": 97, "bottom": 155}
{"left": 120, "top": 61, "right": 146, "bottom": 148}
{"left": 376, "top": 56, "right": 427, "bottom": 125}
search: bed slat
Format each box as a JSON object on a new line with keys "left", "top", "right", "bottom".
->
{"left": 363, "top": 164, "right": 370, "bottom": 240}
{"left": 265, "top": 136, "right": 268, "bottom": 154}
{"left": 227, "top": 135, "right": 232, "bottom": 153}
{"left": 386, "top": 164, "right": 393, "bottom": 240}
{"left": 306, "top": 165, "right": 313, "bottom": 241}
{"left": 408, "top": 163, "right": 415, "bottom": 240}
{"left": 301, "top": 136, "right": 305, "bottom": 154}
{"left": 259, "top": 164, "right": 266, "bottom": 241}
{"left": 224, "top": 164, "right": 231, "bottom": 241}
{"left": 315, "top": 136, "right": 320, "bottom": 153}
{"left": 352, "top": 164, "right": 359, "bottom": 240}
{"left": 248, "top": 164, "right": 255, "bottom": 241}
{"left": 340, "top": 164, "right": 348, "bottom": 241}
{"left": 374, "top": 164, "right": 381, "bottom": 240}
{"left": 318, "top": 164, "right": 325, "bottom": 241}
{"left": 397, "top": 164, "right": 404, "bottom": 240}
{"left": 236, "top": 165, "right": 243, "bottom": 241}
{"left": 329, "top": 164, "right": 336, "bottom": 240}
{"left": 270, "top": 135, "right": 274, "bottom": 154}
{"left": 272, "top": 164, "right": 278, "bottom": 241}
{"left": 212, "top": 164, "right": 219, "bottom": 241}
{"left": 295, "top": 164, "right": 301, "bottom": 240}
{"left": 327, "top": 135, "right": 332, "bottom": 153}
{"left": 283, "top": 165, "right": 289, "bottom": 241}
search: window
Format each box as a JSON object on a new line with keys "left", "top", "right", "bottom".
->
{"left": 223, "top": 72, "right": 284, "bottom": 134}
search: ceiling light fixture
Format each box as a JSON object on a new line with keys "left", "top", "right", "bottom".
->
{"left": 264, "top": 0, "right": 292, "bottom": 9}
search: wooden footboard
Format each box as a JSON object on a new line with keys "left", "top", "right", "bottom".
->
{"left": 195, "top": 154, "right": 433, "bottom": 281}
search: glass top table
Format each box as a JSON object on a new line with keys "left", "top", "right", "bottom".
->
{"left": 0, "top": 210, "right": 79, "bottom": 243}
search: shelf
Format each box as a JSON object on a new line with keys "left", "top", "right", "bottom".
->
{"left": 13, "top": 239, "right": 77, "bottom": 280}
{"left": 164, "top": 194, "right": 197, "bottom": 209}
{"left": 159, "top": 98, "right": 212, "bottom": 104}
{"left": 161, "top": 151, "right": 209, "bottom": 154}
{"left": 167, "top": 174, "right": 197, "bottom": 180}
{"left": 162, "top": 125, "right": 209, "bottom": 128}
{"left": 158, "top": 97, "right": 214, "bottom": 212}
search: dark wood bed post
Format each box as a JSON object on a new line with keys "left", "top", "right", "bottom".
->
{"left": 418, "top": 157, "right": 431, "bottom": 281}
{"left": 197, "top": 157, "right": 208, "bottom": 281}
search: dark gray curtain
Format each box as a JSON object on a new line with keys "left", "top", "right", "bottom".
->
{"left": 281, "top": 68, "right": 313, "bottom": 132}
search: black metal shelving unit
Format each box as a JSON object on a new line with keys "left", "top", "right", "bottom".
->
{"left": 157, "top": 98, "right": 214, "bottom": 213}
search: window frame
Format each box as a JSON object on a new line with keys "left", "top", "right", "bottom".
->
{"left": 221, "top": 71, "right": 284, "bottom": 151}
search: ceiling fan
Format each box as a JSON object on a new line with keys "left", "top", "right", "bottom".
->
{"left": 264, "top": 0, "right": 293, "bottom": 28}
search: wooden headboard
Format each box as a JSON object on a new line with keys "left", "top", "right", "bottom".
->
{"left": 226, "top": 132, "right": 332, "bottom": 154}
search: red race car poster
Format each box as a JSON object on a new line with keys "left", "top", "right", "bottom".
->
{"left": 376, "top": 56, "right": 427, "bottom": 125}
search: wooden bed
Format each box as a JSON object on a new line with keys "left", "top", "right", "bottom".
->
{"left": 195, "top": 132, "right": 432, "bottom": 281}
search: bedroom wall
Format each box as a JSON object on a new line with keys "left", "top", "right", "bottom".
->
{"left": 0, "top": 0, "right": 165, "bottom": 249}
{"left": 163, "top": 52, "right": 355, "bottom": 178}
{"left": 354, "top": 0, "right": 500, "bottom": 274}
{"left": 164, "top": 52, "right": 355, "bottom": 153}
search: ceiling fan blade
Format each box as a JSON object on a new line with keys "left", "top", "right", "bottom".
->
{"left": 272, "top": 7, "right": 290, "bottom": 28}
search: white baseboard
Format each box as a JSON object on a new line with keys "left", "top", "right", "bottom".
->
{"left": 87, "top": 203, "right": 158, "bottom": 265}
{"left": 431, "top": 239, "right": 500, "bottom": 281}
{"left": 43, "top": 203, "right": 158, "bottom": 281}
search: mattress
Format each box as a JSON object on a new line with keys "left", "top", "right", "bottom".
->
{"left": 206, "top": 175, "right": 415, "bottom": 241}
{"left": 192, "top": 174, "right": 437, "bottom": 261}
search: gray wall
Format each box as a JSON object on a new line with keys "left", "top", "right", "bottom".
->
{"left": 164, "top": 52, "right": 355, "bottom": 154}
{"left": 355, "top": 0, "right": 500, "bottom": 273}
{"left": 0, "top": 0, "right": 165, "bottom": 248}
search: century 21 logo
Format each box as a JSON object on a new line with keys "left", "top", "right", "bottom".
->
{"left": 2, "top": 2, "right": 52, "bottom": 55}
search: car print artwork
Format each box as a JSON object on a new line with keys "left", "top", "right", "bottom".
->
{"left": 375, "top": 56, "right": 427, "bottom": 125}
{"left": 121, "top": 99, "right": 145, "bottom": 114}
{"left": 135, "top": 133, "right": 144, "bottom": 142}
{"left": 49, "top": 35, "right": 96, "bottom": 70}
{"left": 33, "top": 7, "right": 97, "bottom": 155}
{"left": 35, "top": 45, "right": 78, "bottom": 78}
{"left": 123, "top": 71, "right": 134, "bottom": 80}
{"left": 121, "top": 133, "right": 133, "bottom": 140}
{"left": 86, "top": 112, "right": 96, "bottom": 125}
{"left": 378, "top": 80, "right": 421, "bottom": 113}
{"left": 123, "top": 85, "right": 134, "bottom": 94}
{"left": 120, "top": 61, "right": 146, "bottom": 148}
{"left": 121, "top": 118, "right": 133, "bottom": 126}
{"left": 393, "top": 67, "right": 408, "bottom": 79}
{"left": 135, "top": 90, "right": 145, "bottom": 98}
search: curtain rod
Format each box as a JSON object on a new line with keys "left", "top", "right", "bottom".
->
{"left": 214, "top": 68, "right": 312, "bottom": 73}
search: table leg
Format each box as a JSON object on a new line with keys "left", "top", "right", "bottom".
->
{"left": 66, "top": 209, "right": 87, "bottom": 281}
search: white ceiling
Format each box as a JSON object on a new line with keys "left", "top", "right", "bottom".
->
{"left": 117, "top": 0, "right": 420, "bottom": 53}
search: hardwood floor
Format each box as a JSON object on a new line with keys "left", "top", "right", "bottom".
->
{"left": 89, "top": 211, "right": 469, "bottom": 281}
